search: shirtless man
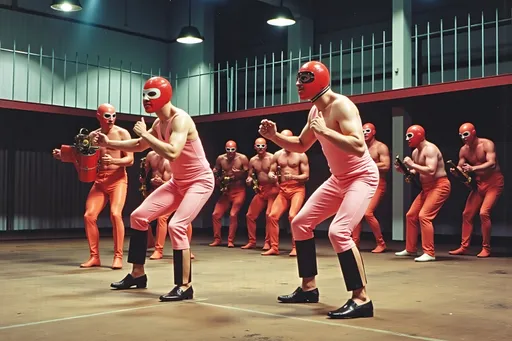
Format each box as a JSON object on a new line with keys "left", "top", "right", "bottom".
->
{"left": 352, "top": 123, "right": 390, "bottom": 253}
{"left": 142, "top": 151, "right": 194, "bottom": 260}
{"left": 449, "top": 123, "right": 504, "bottom": 258}
{"left": 265, "top": 129, "right": 309, "bottom": 256}
{"left": 241, "top": 138, "right": 279, "bottom": 249}
{"left": 395, "top": 125, "right": 451, "bottom": 262}
{"left": 260, "top": 61, "right": 378, "bottom": 319}
{"left": 100, "top": 76, "right": 214, "bottom": 302}
{"left": 52, "top": 103, "right": 133, "bottom": 270}
{"left": 209, "top": 141, "right": 249, "bottom": 247}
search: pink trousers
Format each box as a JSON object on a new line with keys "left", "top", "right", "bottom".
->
{"left": 130, "top": 171, "right": 214, "bottom": 250}
{"left": 291, "top": 172, "right": 378, "bottom": 253}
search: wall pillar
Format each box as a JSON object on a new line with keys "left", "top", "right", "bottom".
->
{"left": 391, "top": 0, "right": 412, "bottom": 241}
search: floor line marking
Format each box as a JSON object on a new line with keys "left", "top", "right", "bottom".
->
{"left": 193, "top": 301, "right": 450, "bottom": 341}
{"left": 0, "top": 298, "right": 450, "bottom": 341}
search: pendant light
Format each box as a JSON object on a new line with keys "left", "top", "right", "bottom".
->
{"left": 177, "top": 0, "right": 204, "bottom": 44}
{"left": 267, "top": 0, "right": 295, "bottom": 27}
{"left": 50, "top": 0, "right": 83, "bottom": 12}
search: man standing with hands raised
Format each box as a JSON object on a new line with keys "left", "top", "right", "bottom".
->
{"left": 259, "top": 61, "right": 378, "bottom": 319}
{"left": 93, "top": 76, "right": 214, "bottom": 302}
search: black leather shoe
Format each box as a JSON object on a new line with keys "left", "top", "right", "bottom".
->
{"left": 277, "top": 287, "right": 319, "bottom": 303}
{"left": 159, "top": 286, "right": 194, "bottom": 302}
{"left": 110, "top": 274, "right": 147, "bottom": 290}
{"left": 328, "top": 299, "right": 374, "bottom": 319}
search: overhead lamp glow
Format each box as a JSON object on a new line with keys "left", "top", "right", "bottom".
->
{"left": 51, "top": 0, "right": 83, "bottom": 12}
{"left": 267, "top": 2, "right": 295, "bottom": 27}
{"left": 176, "top": 26, "right": 204, "bottom": 44}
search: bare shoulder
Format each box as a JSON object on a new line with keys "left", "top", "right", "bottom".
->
{"left": 332, "top": 95, "right": 358, "bottom": 118}
{"left": 426, "top": 142, "right": 441, "bottom": 155}
{"left": 481, "top": 138, "right": 495, "bottom": 149}
{"left": 377, "top": 141, "right": 389, "bottom": 152}
{"left": 238, "top": 153, "right": 249, "bottom": 162}
{"left": 115, "top": 125, "right": 131, "bottom": 139}
{"left": 300, "top": 152, "right": 309, "bottom": 161}
{"left": 266, "top": 152, "right": 274, "bottom": 158}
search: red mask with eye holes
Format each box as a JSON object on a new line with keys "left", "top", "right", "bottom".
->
{"left": 459, "top": 122, "right": 476, "bottom": 145}
{"left": 296, "top": 61, "right": 331, "bottom": 102}
{"left": 143, "top": 77, "right": 172, "bottom": 113}
{"left": 96, "top": 103, "right": 116, "bottom": 131}
{"left": 362, "top": 123, "right": 376, "bottom": 142}
{"left": 406, "top": 125, "right": 425, "bottom": 148}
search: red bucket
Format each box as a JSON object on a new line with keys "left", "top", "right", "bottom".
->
{"left": 77, "top": 150, "right": 100, "bottom": 183}
{"left": 60, "top": 145, "right": 76, "bottom": 163}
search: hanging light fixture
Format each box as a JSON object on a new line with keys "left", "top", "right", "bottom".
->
{"left": 177, "top": 0, "right": 204, "bottom": 44}
{"left": 267, "top": 0, "right": 296, "bottom": 27}
{"left": 50, "top": 0, "right": 83, "bottom": 12}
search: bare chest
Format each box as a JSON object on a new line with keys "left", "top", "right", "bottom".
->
{"left": 278, "top": 153, "right": 300, "bottom": 168}
{"left": 221, "top": 157, "right": 242, "bottom": 170}
{"left": 464, "top": 146, "right": 486, "bottom": 165}
{"left": 253, "top": 157, "right": 272, "bottom": 171}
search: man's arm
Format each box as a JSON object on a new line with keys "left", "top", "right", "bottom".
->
{"left": 141, "top": 115, "right": 190, "bottom": 161}
{"left": 106, "top": 126, "right": 153, "bottom": 153}
{"left": 246, "top": 158, "right": 255, "bottom": 181}
{"left": 112, "top": 129, "right": 135, "bottom": 167}
{"left": 212, "top": 156, "right": 222, "bottom": 175}
{"left": 376, "top": 143, "right": 391, "bottom": 171}
{"left": 317, "top": 100, "right": 365, "bottom": 157}
{"left": 472, "top": 140, "right": 497, "bottom": 172}
{"left": 268, "top": 115, "right": 317, "bottom": 153}
{"left": 408, "top": 146, "right": 437, "bottom": 176}
{"left": 291, "top": 153, "right": 310, "bottom": 182}
{"left": 269, "top": 151, "right": 280, "bottom": 173}
{"left": 161, "top": 161, "right": 173, "bottom": 182}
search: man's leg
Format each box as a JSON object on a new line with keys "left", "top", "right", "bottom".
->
{"left": 264, "top": 187, "right": 280, "bottom": 249}
{"left": 264, "top": 192, "right": 289, "bottom": 255}
{"left": 416, "top": 178, "right": 451, "bottom": 261}
{"left": 110, "top": 181, "right": 181, "bottom": 290}
{"left": 210, "top": 195, "right": 231, "bottom": 246}
{"left": 326, "top": 177, "right": 377, "bottom": 319}
{"left": 186, "top": 223, "right": 195, "bottom": 259}
{"left": 149, "top": 214, "right": 171, "bottom": 260}
{"left": 365, "top": 179, "right": 387, "bottom": 253}
{"left": 395, "top": 192, "right": 424, "bottom": 256}
{"left": 227, "top": 188, "right": 246, "bottom": 247}
{"left": 82, "top": 184, "right": 108, "bottom": 268}
{"left": 287, "top": 187, "right": 306, "bottom": 256}
{"left": 106, "top": 176, "right": 128, "bottom": 269}
{"left": 449, "top": 190, "right": 481, "bottom": 255}
{"left": 160, "top": 176, "right": 214, "bottom": 302}
{"left": 277, "top": 176, "right": 341, "bottom": 302}
{"left": 477, "top": 175, "right": 504, "bottom": 257}
{"left": 243, "top": 193, "right": 265, "bottom": 249}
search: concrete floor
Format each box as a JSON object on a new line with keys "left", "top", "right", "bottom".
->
{"left": 0, "top": 236, "right": 511, "bottom": 341}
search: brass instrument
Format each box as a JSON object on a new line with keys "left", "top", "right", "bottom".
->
{"left": 217, "top": 169, "right": 231, "bottom": 193}
{"left": 251, "top": 171, "right": 260, "bottom": 193}
{"left": 139, "top": 157, "right": 150, "bottom": 197}
{"left": 395, "top": 155, "right": 421, "bottom": 189}
{"left": 275, "top": 165, "right": 282, "bottom": 184}
{"left": 74, "top": 128, "right": 99, "bottom": 155}
{"left": 447, "top": 160, "right": 475, "bottom": 190}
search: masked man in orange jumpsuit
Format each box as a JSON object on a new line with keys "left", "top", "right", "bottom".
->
{"left": 209, "top": 140, "right": 249, "bottom": 247}
{"left": 242, "top": 138, "right": 280, "bottom": 250}
{"left": 52, "top": 103, "right": 134, "bottom": 269}
{"left": 448, "top": 123, "right": 504, "bottom": 258}
{"left": 142, "top": 151, "right": 194, "bottom": 260}
{"left": 351, "top": 123, "right": 390, "bottom": 253}
{"left": 394, "top": 125, "right": 451, "bottom": 262}
{"left": 265, "top": 130, "right": 309, "bottom": 256}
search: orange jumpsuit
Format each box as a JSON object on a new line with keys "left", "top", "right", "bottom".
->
{"left": 265, "top": 180, "right": 306, "bottom": 255}
{"left": 82, "top": 168, "right": 127, "bottom": 269}
{"left": 405, "top": 177, "right": 451, "bottom": 257}
{"left": 147, "top": 213, "right": 194, "bottom": 259}
{"left": 244, "top": 184, "right": 280, "bottom": 248}
{"left": 211, "top": 185, "right": 246, "bottom": 246}
{"left": 352, "top": 177, "right": 387, "bottom": 252}
{"left": 450, "top": 171, "right": 504, "bottom": 257}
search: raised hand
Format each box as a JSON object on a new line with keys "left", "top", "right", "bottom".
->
{"left": 259, "top": 119, "right": 277, "bottom": 139}
{"left": 52, "top": 148, "right": 61, "bottom": 160}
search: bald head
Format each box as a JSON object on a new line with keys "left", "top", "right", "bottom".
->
{"left": 281, "top": 129, "right": 293, "bottom": 137}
